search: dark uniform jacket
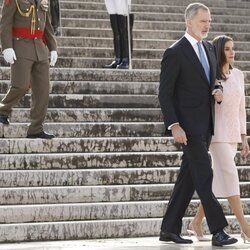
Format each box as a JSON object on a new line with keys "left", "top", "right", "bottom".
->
{"left": 0, "top": 0, "right": 57, "bottom": 61}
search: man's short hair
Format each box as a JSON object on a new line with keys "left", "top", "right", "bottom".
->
{"left": 184, "top": 2, "right": 209, "bottom": 20}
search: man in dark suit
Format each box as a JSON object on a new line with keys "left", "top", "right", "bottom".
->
{"left": 158, "top": 3, "right": 237, "bottom": 247}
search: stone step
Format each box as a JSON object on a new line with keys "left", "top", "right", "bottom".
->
{"left": 2, "top": 81, "right": 250, "bottom": 96}
{"left": 48, "top": 58, "right": 250, "bottom": 71}
{"left": 0, "top": 68, "right": 161, "bottom": 82}
{"left": 62, "top": 27, "right": 250, "bottom": 41}
{"left": 62, "top": 18, "right": 250, "bottom": 33}
{"left": 2, "top": 122, "right": 250, "bottom": 139}
{"left": 55, "top": 37, "right": 250, "bottom": 51}
{"left": 2, "top": 56, "right": 249, "bottom": 70}
{"left": 2, "top": 4, "right": 250, "bottom": 24}
{"left": 0, "top": 152, "right": 248, "bottom": 170}
{"left": 0, "top": 137, "right": 180, "bottom": 154}
{"left": 8, "top": 108, "right": 162, "bottom": 123}
{"left": 61, "top": 2, "right": 250, "bottom": 16}
{"left": 0, "top": 122, "right": 164, "bottom": 138}
{"left": 0, "top": 199, "right": 249, "bottom": 223}
{"left": 2, "top": 67, "right": 250, "bottom": 83}
{"left": 0, "top": 94, "right": 159, "bottom": 108}
{"left": 0, "top": 80, "right": 159, "bottom": 95}
{"left": 2, "top": 93, "right": 250, "bottom": 109}
{"left": 5, "top": 108, "right": 250, "bottom": 123}
{"left": 0, "top": 152, "right": 182, "bottom": 170}
{"left": 2, "top": 137, "right": 249, "bottom": 155}
{"left": 79, "top": 0, "right": 250, "bottom": 9}
{"left": 0, "top": 216, "right": 248, "bottom": 242}
{"left": 0, "top": 167, "right": 249, "bottom": 187}
{"left": 54, "top": 47, "right": 250, "bottom": 61}
{"left": 61, "top": 10, "right": 250, "bottom": 24}
{"left": 1, "top": 183, "right": 250, "bottom": 205}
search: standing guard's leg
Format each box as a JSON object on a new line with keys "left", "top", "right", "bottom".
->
{"left": 50, "top": 0, "right": 61, "bottom": 36}
{"left": 129, "top": 13, "right": 134, "bottom": 53}
{"left": 116, "top": 14, "right": 129, "bottom": 69}
{"left": 103, "top": 14, "right": 122, "bottom": 69}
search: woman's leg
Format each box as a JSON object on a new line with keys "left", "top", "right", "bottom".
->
{"left": 228, "top": 195, "right": 250, "bottom": 237}
{"left": 188, "top": 203, "right": 206, "bottom": 237}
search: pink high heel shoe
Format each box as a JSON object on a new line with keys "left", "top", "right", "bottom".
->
{"left": 241, "top": 231, "right": 250, "bottom": 243}
{"left": 187, "top": 225, "right": 210, "bottom": 241}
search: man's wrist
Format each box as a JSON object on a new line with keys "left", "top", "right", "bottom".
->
{"left": 168, "top": 122, "right": 179, "bottom": 130}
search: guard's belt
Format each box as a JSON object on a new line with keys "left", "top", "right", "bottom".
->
{"left": 12, "top": 27, "right": 44, "bottom": 39}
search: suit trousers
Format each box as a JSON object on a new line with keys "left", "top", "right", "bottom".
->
{"left": 0, "top": 57, "right": 50, "bottom": 134}
{"left": 161, "top": 134, "right": 228, "bottom": 234}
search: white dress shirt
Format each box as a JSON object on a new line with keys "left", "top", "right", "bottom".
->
{"left": 184, "top": 32, "right": 210, "bottom": 66}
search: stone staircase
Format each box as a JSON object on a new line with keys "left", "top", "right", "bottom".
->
{"left": 0, "top": 0, "right": 250, "bottom": 242}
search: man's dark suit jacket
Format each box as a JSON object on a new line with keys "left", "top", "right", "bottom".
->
{"left": 159, "top": 36, "right": 216, "bottom": 136}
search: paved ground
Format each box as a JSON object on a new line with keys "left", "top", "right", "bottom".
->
{"left": 0, "top": 236, "right": 249, "bottom": 250}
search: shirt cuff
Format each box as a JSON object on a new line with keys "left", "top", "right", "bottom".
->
{"left": 168, "top": 122, "right": 179, "bottom": 130}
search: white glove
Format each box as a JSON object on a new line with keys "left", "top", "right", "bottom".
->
{"left": 3, "top": 48, "right": 16, "bottom": 64}
{"left": 50, "top": 50, "right": 58, "bottom": 66}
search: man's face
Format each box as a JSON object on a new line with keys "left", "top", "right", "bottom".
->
{"left": 186, "top": 9, "right": 211, "bottom": 41}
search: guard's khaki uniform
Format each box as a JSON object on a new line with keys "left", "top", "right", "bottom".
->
{"left": 0, "top": 0, "right": 57, "bottom": 135}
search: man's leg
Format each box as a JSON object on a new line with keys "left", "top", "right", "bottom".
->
{"left": 27, "top": 59, "right": 50, "bottom": 135}
{"left": 183, "top": 135, "right": 228, "bottom": 233}
{"left": 161, "top": 154, "right": 195, "bottom": 233}
{"left": 0, "top": 58, "right": 32, "bottom": 117}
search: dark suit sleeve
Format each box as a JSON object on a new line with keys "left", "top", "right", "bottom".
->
{"left": 159, "top": 47, "right": 180, "bottom": 130}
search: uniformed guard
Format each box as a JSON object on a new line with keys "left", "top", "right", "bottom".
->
{"left": 50, "top": 0, "right": 60, "bottom": 36}
{"left": 103, "top": 0, "right": 134, "bottom": 69}
{"left": 0, "top": 0, "right": 58, "bottom": 139}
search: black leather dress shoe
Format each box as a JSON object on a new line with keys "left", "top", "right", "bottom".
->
{"left": 116, "top": 58, "right": 129, "bottom": 69}
{"left": 0, "top": 114, "right": 9, "bottom": 125}
{"left": 103, "top": 58, "right": 121, "bottom": 69}
{"left": 212, "top": 230, "right": 238, "bottom": 246}
{"left": 159, "top": 231, "right": 193, "bottom": 244}
{"left": 26, "top": 131, "right": 55, "bottom": 139}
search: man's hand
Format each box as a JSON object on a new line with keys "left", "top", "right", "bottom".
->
{"left": 50, "top": 50, "right": 58, "bottom": 66}
{"left": 212, "top": 89, "right": 223, "bottom": 103}
{"left": 171, "top": 124, "right": 187, "bottom": 145}
{"left": 3, "top": 48, "right": 16, "bottom": 64}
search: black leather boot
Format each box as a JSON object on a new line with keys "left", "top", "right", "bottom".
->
{"left": 104, "top": 14, "right": 122, "bottom": 69}
{"left": 116, "top": 14, "right": 134, "bottom": 69}
{"left": 117, "top": 57, "right": 129, "bottom": 69}
{"left": 116, "top": 15, "right": 129, "bottom": 69}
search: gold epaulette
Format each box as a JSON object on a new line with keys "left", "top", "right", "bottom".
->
{"left": 15, "top": 0, "right": 36, "bottom": 35}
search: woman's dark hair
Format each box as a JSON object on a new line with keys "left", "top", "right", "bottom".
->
{"left": 212, "top": 35, "right": 233, "bottom": 81}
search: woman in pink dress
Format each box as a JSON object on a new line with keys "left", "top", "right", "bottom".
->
{"left": 187, "top": 35, "right": 250, "bottom": 243}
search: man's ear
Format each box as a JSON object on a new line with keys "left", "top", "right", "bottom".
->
{"left": 186, "top": 19, "right": 192, "bottom": 29}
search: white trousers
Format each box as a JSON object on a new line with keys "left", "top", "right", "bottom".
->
{"left": 104, "top": 0, "right": 131, "bottom": 15}
{"left": 210, "top": 142, "right": 240, "bottom": 198}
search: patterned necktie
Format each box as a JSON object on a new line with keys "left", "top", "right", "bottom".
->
{"left": 197, "top": 42, "right": 210, "bottom": 83}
